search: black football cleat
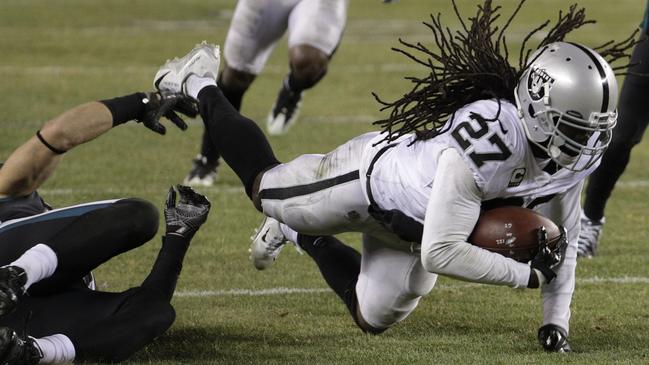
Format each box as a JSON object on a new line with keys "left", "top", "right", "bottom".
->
{"left": 0, "top": 327, "right": 43, "bottom": 365}
{"left": 266, "top": 79, "right": 303, "bottom": 136}
{"left": 0, "top": 266, "right": 26, "bottom": 317}
{"left": 183, "top": 155, "right": 219, "bottom": 187}
{"left": 538, "top": 324, "right": 572, "bottom": 353}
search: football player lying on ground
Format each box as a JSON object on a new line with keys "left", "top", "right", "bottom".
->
{"left": 0, "top": 91, "right": 210, "bottom": 364}
{"left": 154, "top": 1, "right": 634, "bottom": 352}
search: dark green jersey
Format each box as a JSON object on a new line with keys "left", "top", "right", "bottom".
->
{"left": 0, "top": 192, "right": 49, "bottom": 223}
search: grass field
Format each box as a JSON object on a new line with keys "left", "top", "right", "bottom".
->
{"left": 1, "top": 1, "right": 649, "bottom": 364}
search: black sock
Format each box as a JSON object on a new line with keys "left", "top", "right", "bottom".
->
{"left": 297, "top": 234, "right": 360, "bottom": 313}
{"left": 197, "top": 86, "right": 280, "bottom": 198}
{"left": 286, "top": 67, "right": 326, "bottom": 94}
{"left": 199, "top": 129, "right": 220, "bottom": 165}
{"left": 141, "top": 234, "right": 191, "bottom": 301}
{"left": 217, "top": 78, "right": 245, "bottom": 111}
{"left": 197, "top": 79, "right": 247, "bottom": 165}
{"left": 99, "top": 93, "right": 147, "bottom": 126}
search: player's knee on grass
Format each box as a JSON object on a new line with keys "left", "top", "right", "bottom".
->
{"left": 349, "top": 293, "right": 387, "bottom": 335}
{"left": 354, "top": 245, "right": 437, "bottom": 332}
{"left": 220, "top": 66, "right": 256, "bottom": 94}
{"left": 289, "top": 45, "right": 328, "bottom": 89}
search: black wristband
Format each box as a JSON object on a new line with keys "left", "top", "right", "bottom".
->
{"left": 99, "top": 92, "right": 147, "bottom": 126}
{"left": 36, "top": 130, "right": 66, "bottom": 154}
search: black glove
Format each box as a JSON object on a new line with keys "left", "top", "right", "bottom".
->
{"left": 164, "top": 185, "right": 211, "bottom": 239}
{"left": 530, "top": 226, "right": 568, "bottom": 285}
{"left": 538, "top": 324, "right": 572, "bottom": 352}
{"left": 0, "top": 266, "right": 26, "bottom": 317}
{"left": 137, "top": 91, "right": 198, "bottom": 135}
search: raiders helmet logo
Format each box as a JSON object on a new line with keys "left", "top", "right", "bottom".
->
{"left": 527, "top": 66, "right": 555, "bottom": 101}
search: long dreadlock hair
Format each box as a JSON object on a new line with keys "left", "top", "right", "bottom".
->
{"left": 372, "top": 0, "right": 638, "bottom": 144}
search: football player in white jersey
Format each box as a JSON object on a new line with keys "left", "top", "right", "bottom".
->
{"left": 184, "top": 0, "right": 349, "bottom": 186}
{"left": 153, "top": 2, "right": 631, "bottom": 352}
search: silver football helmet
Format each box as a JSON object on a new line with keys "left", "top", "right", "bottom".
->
{"left": 514, "top": 42, "right": 618, "bottom": 171}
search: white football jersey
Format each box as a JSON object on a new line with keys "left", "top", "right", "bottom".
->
{"left": 362, "top": 99, "right": 597, "bottom": 221}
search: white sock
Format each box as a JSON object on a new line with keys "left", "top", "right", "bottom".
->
{"left": 185, "top": 75, "right": 217, "bottom": 100}
{"left": 35, "top": 334, "right": 75, "bottom": 364}
{"left": 10, "top": 244, "right": 58, "bottom": 290}
{"left": 279, "top": 223, "right": 299, "bottom": 244}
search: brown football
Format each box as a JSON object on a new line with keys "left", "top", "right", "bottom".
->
{"left": 468, "top": 206, "right": 562, "bottom": 262}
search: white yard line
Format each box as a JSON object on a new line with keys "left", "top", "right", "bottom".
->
{"left": 174, "top": 276, "right": 649, "bottom": 297}
{"left": 578, "top": 276, "right": 649, "bottom": 284}
{"left": 616, "top": 180, "right": 649, "bottom": 189}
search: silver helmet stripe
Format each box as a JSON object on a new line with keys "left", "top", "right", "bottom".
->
{"left": 568, "top": 42, "right": 610, "bottom": 113}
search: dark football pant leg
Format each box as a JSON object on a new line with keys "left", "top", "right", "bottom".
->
{"left": 32, "top": 198, "right": 158, "bottom": 294}
{"left": 0, "top": 200, "right": 120, "bottom": 265}
{"left": 1, "top": 287, "right": 175, "bottom": 363}
{"left": 199, "top": 129, "right": 221, "bottom": 166}
{"left": 197, "top": 86, "right": 280, "bottom": 198}
{"left": 197, "top": 76, "right": 247, "bottom": 166}
{"left": 0, "top": 233, "right": 193, "bottom": 362}
{"left": 69, "top": 288, "right": 176, "bottom": 363}
{"left": 0, "top": 198, "right": 158, "bottom": 294}
{"left": 584, "top": 35, "right": 649, "bottom": 220}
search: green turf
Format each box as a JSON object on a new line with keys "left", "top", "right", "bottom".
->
{"left": 1, "top": 1, "right": 648, "bottom": 364}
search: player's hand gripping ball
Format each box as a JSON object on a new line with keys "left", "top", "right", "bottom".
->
{"left": 468, "top": 206, "right": 563, "bottom": 262}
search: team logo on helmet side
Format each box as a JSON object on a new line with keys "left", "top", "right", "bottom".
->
{"left": 527, "top": 66, "right": 555, "bottom": 101}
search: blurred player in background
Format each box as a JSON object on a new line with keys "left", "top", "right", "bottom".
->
{"left": 578, "top": 1, "right": 649, "bottom": 257}
{"left": 154, "top": 2, "right": 633, "bottom": 351}
{"left": 184, "top": 0, "right": 349, "bottom": 186}
{"left": 0, "top": 92, "right": 210, "bottom": 364}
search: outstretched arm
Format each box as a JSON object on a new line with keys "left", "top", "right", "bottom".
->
{"left": 0, "top": 101, "right": 113, "bottom": 198}
{"left": 0, "top": 92, "right": 196, "bottom": 198}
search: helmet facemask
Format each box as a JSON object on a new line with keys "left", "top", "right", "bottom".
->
{"left": 526, "top": 103, "right": 617, "bottom": 171}
{"left": 515, "top": 42, "right": 618, "bottom": 172}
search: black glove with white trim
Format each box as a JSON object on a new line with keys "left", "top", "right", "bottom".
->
{"left": 529, "top": 226, "right": 568, "bottom": 287}
{"left": 164, "top": 185, "right": 211, "bottom": 239}
{"left": 137, "top": 91, "right": 198, "bottom": 135}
